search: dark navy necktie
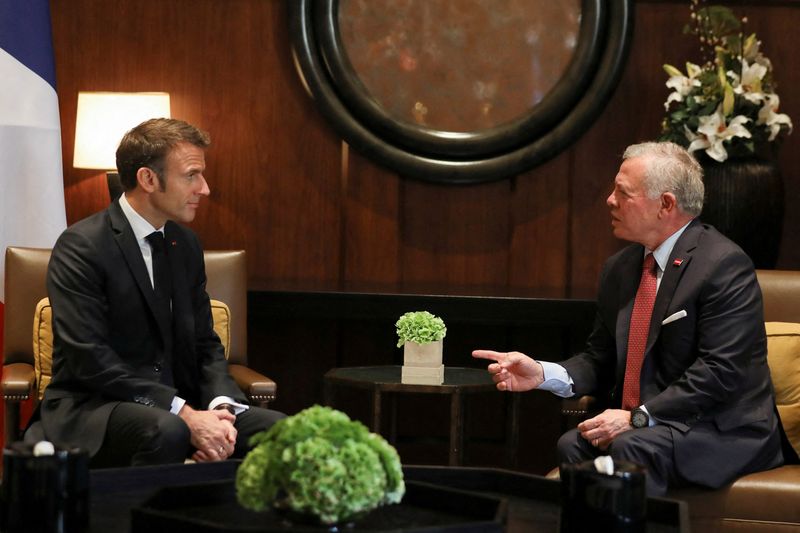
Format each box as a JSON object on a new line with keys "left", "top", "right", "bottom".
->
{"left": 146, "top": 231, "right": 173, "bottom": 305}
{"left": 145, "top": 231, "right": 175, "bottom": 387}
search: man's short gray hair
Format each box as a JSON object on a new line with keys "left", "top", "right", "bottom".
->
{"left": 623, "top": 142, "right": 704, "bottom": 216}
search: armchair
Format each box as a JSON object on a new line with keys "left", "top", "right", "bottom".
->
{"left": 2, "top": 246, "right": 276, "bottom": 444}
{"left": 558, "top": 269, "right": 800, "bottom": 532}
{"left": 202, "top": 250, "right": 276, "bottom": 407}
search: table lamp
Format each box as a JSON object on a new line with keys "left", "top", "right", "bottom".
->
{"left": 73, "top": 91, "right": 171, "bottom": 202}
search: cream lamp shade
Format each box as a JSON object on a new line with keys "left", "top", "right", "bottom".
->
{"left": 72, "top": 91, "right": 171, "bottom": 170}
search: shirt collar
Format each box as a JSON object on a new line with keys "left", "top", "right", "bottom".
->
{"left": 119, "top": 193, "right": 164, "bottom": 243}
{"left": 646, "top": 220, "right": 693, "bottom": 273}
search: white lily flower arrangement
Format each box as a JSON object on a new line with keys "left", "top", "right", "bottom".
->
{"left": 660, "top": 2, "right": 792, "bottom": 162}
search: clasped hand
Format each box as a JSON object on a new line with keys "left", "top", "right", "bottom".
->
{"left": 577, "top": 409, "right": 632, "bottom": 450}
{"left": 178, "top": 405, "right": 237, "bottom": 462}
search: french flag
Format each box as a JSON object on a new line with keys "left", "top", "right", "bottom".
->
{"left": 0, "top": 1, "right": 67, "bottom": 443}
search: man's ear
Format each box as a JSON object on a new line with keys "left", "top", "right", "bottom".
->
{"left": 136, "top": 167, "right": 158, "bottom": 193}
{"left": 660, "top": 192, "right": 678, "bottom": 215}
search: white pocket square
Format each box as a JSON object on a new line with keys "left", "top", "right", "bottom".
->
{"left": 662, "top": 310, "right": 687, "bottom": 325}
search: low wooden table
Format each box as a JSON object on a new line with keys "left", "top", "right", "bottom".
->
{"left": 323, "top": 365, "right": 520, "bottom": 466}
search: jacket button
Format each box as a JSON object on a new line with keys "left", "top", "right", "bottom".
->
{"left": 154, "top": 363, "right": 162, "bottom": 373}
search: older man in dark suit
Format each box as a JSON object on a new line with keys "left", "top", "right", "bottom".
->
{"left": 474, "top": 141, "right": 783, "bottom": 495}
{"left": 28, "top": 118, "right": 284, "bottom": 467}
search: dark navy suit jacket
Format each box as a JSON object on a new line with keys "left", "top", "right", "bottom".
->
{"left": 561, "top": 219, "right": 783, "bottom": 487}
{"left": 40, "top": 200, "right": 244, "bottom": 455}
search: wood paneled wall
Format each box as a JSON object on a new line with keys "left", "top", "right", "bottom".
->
{"left": 50, "top": 0, "right": 800, "bottom": 300}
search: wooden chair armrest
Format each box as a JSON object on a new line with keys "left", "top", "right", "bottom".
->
{"left": 562, "top": 395, "right": 599, "bottom": 417}
{"left": 227, "top": 363, "right": 277, "bottom": 408}
{"left": 561, "top": 395, "right": 600, "bottom": 432}
{"left": 2, "top": 362, "right": 35, "bottom": 401}
{"left": 3, "top": 362, "right": 35, "bottom": 443}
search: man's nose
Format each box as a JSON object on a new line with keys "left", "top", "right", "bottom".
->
{"left": 606, "top": 191, "right": 615, "bottom": 207}
{"left": 197, "top": 175, "right": 210, "bottom": 196}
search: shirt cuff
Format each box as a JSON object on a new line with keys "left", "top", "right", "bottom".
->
{"left": 537, "top": 361, "right": 575, "bottom": 398}
{"left": 209, "top": 396, "right": 250, "bottom": 415}
{"left": 170, "top": 396, "right": 186, "bottom": 415}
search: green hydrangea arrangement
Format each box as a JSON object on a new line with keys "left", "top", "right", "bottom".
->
{"left": 395, "top": 311, "right": 447, "bottom": 348}
{"left": 236, "top": 405, "right": 405, "bottom": 525}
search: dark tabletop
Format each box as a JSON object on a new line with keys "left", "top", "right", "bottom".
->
{"left": 90, "top": 461, "right": 239, "bottom": 532}
{"left": 324, "top": 365, "right": 496, "bottom": 394}
{"left": 86, "top": 461, "right": 689, "bottom": 532}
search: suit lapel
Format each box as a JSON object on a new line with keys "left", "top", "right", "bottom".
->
{"left": 109, "top": 201, "right": 172, "bottom": 344}
{"left": 644, "top": 220, "right": 701, "bottom": 355}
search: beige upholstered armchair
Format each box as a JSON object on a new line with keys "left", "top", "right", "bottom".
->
{"left": 2, "top": 246, "right": 276, "bottom": 444}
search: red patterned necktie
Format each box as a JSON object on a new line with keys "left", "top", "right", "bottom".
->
{"left": 622, "top": 253, "right": 657, "bottom": 410}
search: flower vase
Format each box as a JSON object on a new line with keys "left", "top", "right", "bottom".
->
{"left": 699, "top": 156, "right": 784, "bottom": 269}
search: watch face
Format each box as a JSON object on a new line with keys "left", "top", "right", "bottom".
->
{"left": 632, "top": 410, "right": 648, "bottom": 428}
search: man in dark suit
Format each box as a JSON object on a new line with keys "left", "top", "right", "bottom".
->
{"left": 27, "top": 118, "right": 284, "bottom": 467}
{"left": 473, "top": 141, "right": 783, "bottom": 495}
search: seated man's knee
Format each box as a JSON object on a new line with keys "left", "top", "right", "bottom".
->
{"left": 147, "top": 414, "right": 191, "bottom": 454}
{"left": 232, "top": 407, "right": 286, "bottom": 456}
{"left": 557, "top": 429, "right": 589, "bottom": 463}
{"left": 608, "top": 430, "right": 648, "bottom": 461}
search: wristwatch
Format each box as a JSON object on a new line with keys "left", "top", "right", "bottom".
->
{"left": 631, "top": 407, "right": 649, "bottom": 428}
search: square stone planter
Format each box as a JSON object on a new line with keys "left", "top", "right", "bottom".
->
{"left": 401, "top": 340, "right": 444, "bottom": 385}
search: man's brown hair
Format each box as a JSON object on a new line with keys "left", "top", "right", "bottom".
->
{"left": 115, "top": 118, "right": 210, "bottom": 191}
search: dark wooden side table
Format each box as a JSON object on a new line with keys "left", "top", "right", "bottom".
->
{"left": 323, "top": 365, "right": 520, "bottom": 467}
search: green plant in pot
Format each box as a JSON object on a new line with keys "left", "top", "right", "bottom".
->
{"left": 396, "top": 311, "right": 447, "bottom": 385}
{"left": 236, "top": 405, "right": 405, "bottom": 525}
{"left": 395, "top": 311, "right": 447, "bottom": 348}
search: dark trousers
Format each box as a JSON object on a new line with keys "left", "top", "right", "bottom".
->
{"left": 89, "top": 403, "right": 285, "bottom": 468}
{"left": 556, "top": 425, "right": 683, "bottom": 496}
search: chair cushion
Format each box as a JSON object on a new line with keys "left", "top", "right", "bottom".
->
{"left": 209, "top": 299, "right": 231, "bottom": 360}
{"left": 32, "top": 297, "right": 232, "bottom": 400}
{"left": 669, "top": 465, "right": 800, "bottom": 526}
{"left": 766, "top": 322, "right": 800, "bottom": 457}
{"left": 32, "top": 298, "right": 54, "bottom": 400}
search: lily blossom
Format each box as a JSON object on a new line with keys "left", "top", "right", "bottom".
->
{"left": 742, "top": 34, "right": 773, "bottom": 71}
{"left": 687, "top": 106, "right": 752, "bottom": 162}
{"left": 728, "top": 59, "right": 767, "bottom": 104}
{"left": 664, "top": 62, "right": 702, "bottom": 110}
{"left": 757, "top": 94, "right": 793, "bottom": 141}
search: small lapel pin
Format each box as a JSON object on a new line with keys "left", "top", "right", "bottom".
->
{"left": 673, "top": 258, "right": 683, "bottom": 267}
{"left": 171, "top": 240, "right": 177, "bottom": 246}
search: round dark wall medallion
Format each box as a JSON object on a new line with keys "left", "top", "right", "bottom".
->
{"left": 289, "top": 0, "right": 633, "bottom": 184}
